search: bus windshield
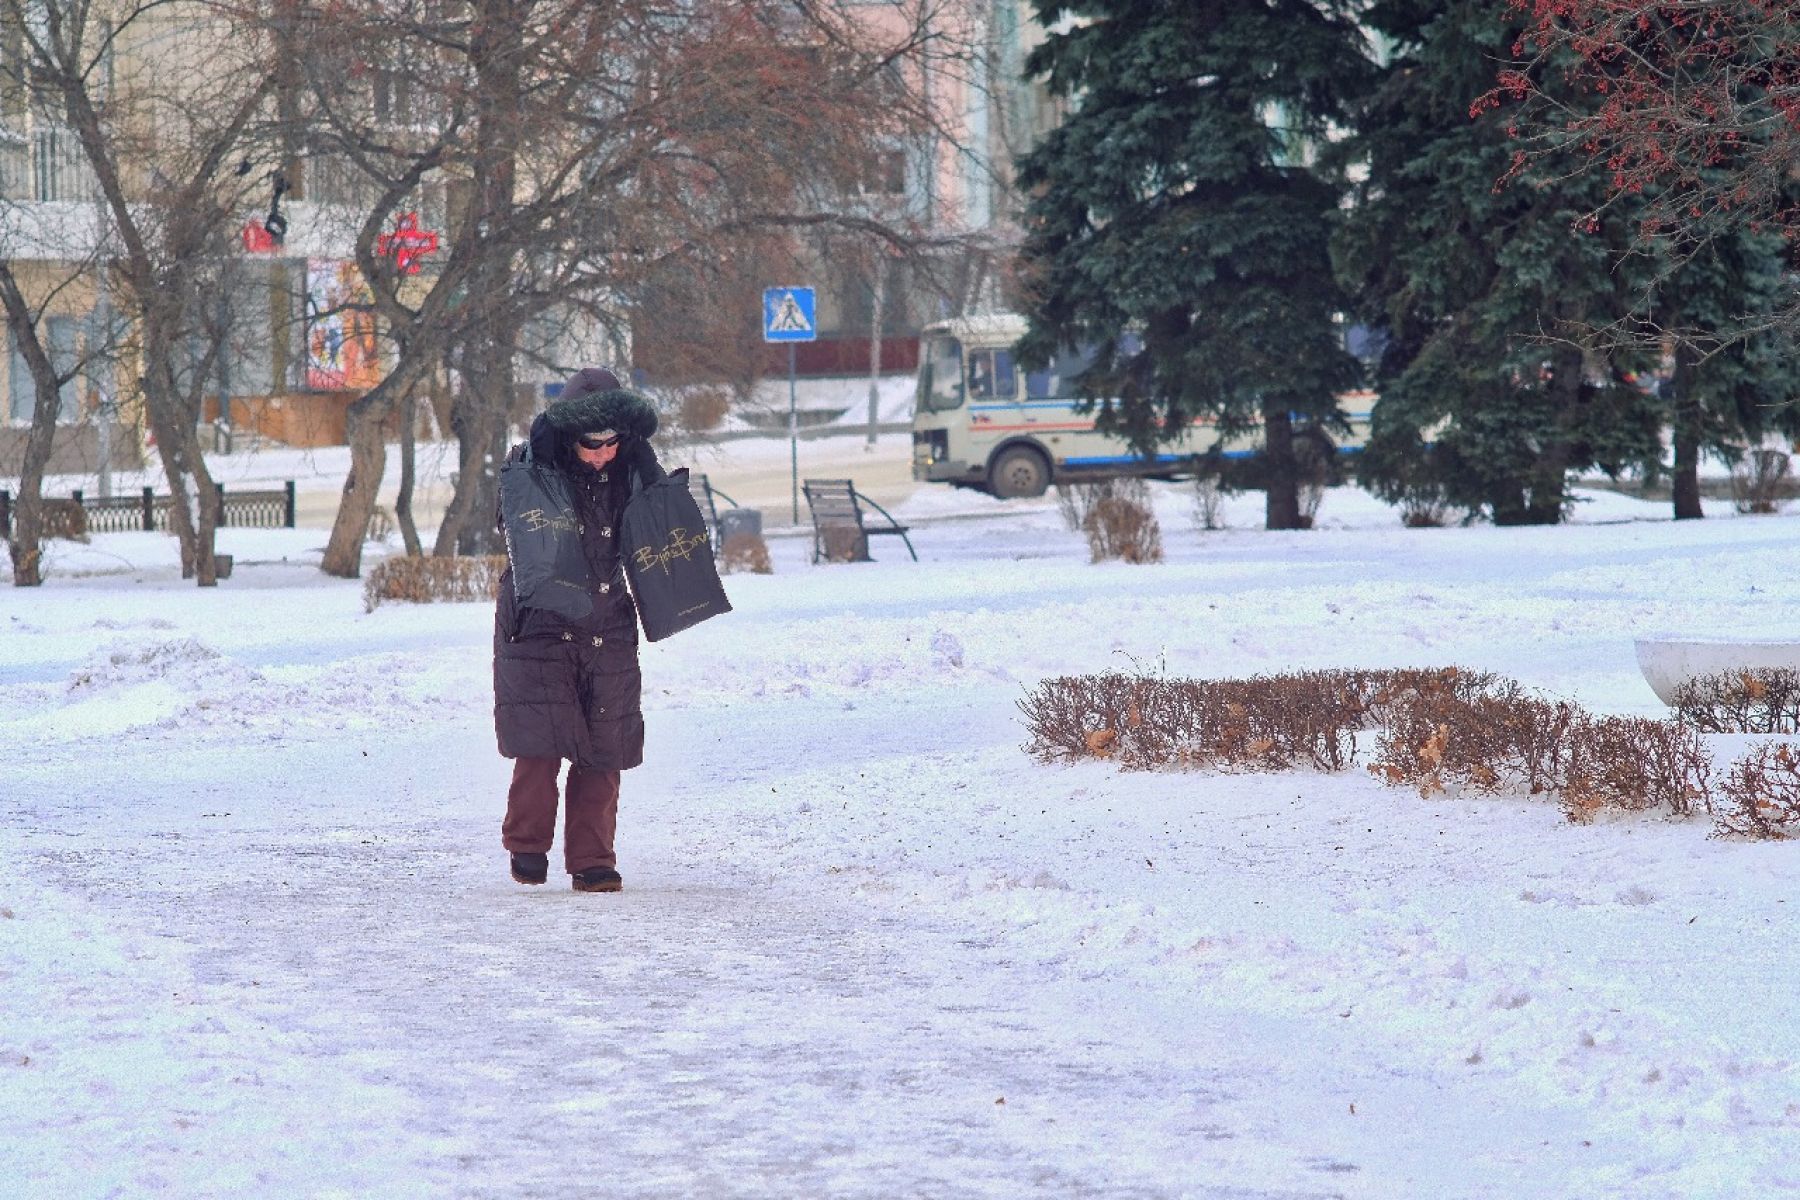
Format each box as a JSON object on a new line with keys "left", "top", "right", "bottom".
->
{"left": 920, "top": 336, "right": 965, "bottom": 411}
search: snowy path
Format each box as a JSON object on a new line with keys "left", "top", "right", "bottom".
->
{"left": 6, "top": 687, "right": 1728, "bottom": 1199}
{"left": 7, "top": 490, "right": 1800, "bottom": 1196}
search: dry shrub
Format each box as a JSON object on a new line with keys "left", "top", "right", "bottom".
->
{"left": 363, "top": 554, "right": 508, "bottom": 612}
{"left": 1019, "top": 672, "right": 1147, "bottom": 763}
{"left": 1313, "top": 666, "right": 1500, "bottom": 727}
{"left": 1020, "top": 669, "right": 1379, "bottom": 773}
{"left": 1084, "top": 493, "right": 1163, "bottom": 564}
{"left": 1730, "top": 448, "right": 1791, "bottom": 514}
{"left": 1402, "top": 497, "right": 1454, "bottom": 528}
{"left": 1192, "top": 475, "right": 1227, "bottom": 531}
{"left": 820, "top": 524, "right": 867, "bottom": 563}
{"left": 42, "top": 499, "right": 89, "bottom": 542}
{"left": 1713, "top": 744, "right": 1800, "bottom": 839}
{"left": 1672, "top": 669, "right": 1800, "bottom": 733}
{"left": 721, "top": 530, "right": 773, "bottom": 574}
{"left": 679, "top": 386, "right": 731, "bottom": 433}
{"left": 1560, "top": 717, "right": 1713, "bottom": 823}
{"left": 1371, "top": 683, "right": 1579, "bottom": 798}
{"left": 1056, "top": 478, "right": 1147, "bottom": 531}
{"left": 1295, "top": 434, "right": 1334, "bottom": 529}
{"left": 1023, "top": 665, "right": 1719, "bottom": 826}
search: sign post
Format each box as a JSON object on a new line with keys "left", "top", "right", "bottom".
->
{"left": 762, "top": 286, "right": 816, "bottom": 523}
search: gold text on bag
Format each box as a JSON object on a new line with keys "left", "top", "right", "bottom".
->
{"left": 631, "top": 526, "right": 710, "bottom": 576}
{"left": 519, "top": 507, "right": 582, "bottom": 535}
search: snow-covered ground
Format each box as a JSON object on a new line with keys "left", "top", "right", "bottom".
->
{"left": 3, "top": 458, "right": 1799, "bottom": 1199}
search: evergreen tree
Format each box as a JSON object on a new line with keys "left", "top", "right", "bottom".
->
{"left": 1336, "top": 1, "right": 1663, "bottom": 525}
{"left": 1649, "top": 234, "right": 1800, "bottom": 520}
{"left": 1014, "top": 0, "right": 1373, "bottom": 529}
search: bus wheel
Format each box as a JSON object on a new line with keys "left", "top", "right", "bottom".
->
{"left": 990, "top": 446, "right": 1050, "bottom": 498}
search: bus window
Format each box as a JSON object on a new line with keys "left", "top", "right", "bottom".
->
{"left": 920, "top": 336, "right": 965, "bottom": 410}
{"left": 968, "top": 348, "right": 1017, "bottom": 401}
{"left": 1025, "top": 344, "right": 1099, "bottom": 399}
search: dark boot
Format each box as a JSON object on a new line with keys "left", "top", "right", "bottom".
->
{"left": 571, "top": 866, "right": 622, "bottom": 893}
{"left": 510, "top": 852, "right": 549, "bottom": 885}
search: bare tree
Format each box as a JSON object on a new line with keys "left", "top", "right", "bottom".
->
{"left": 0, "top": 261, "right": 89, "bottom": 584}
{"left": 8, "top": 0, "right": 278, "bottom": 586}
{"left": 279, "top": 0, "right": 963, "bottom": 576}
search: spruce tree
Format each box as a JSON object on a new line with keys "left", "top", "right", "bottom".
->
{"left": 1014, "top": 0, "right": 1373, "bottom": 529}
{"left": 1649, "top": 234, "right": 1800, "bottom": 520}
{"left": 1337, "top": 1, "right": 1664, "bottom": 525}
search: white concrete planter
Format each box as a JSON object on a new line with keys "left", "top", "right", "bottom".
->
{"left": 1634, "top": 637, "right": 1800, "bottom": 705}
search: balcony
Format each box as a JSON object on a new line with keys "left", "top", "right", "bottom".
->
{"left": 0, "top": 124, "right": 100, "bottom": 202}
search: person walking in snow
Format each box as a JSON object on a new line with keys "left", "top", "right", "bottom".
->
{"left": 493, "top": 367, "right": 666, "bottom": 893}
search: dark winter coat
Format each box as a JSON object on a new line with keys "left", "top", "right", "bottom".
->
{"left": 493, "top": 387, "right": 666, "bottom": 770}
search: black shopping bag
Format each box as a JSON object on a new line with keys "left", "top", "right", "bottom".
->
{"left": 621, "top": 468, "right": 732, "bottom": 641}
{"left": 499, "top": 449, "right": 594, "bottom": 622}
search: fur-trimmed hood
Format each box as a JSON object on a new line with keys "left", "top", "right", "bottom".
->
{"left": 529, "top": 388, "right": 660, "bottom": 464}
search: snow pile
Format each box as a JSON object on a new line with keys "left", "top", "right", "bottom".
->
{"left": 4, "top": 631, "right": 484, "bottom": 745}
{"left": 0, "top": 865, "right": 455, "bottom": 1198}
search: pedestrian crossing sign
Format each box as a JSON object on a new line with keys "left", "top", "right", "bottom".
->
{"left": 762, "top": 287, "right": 817, "bottom": 343}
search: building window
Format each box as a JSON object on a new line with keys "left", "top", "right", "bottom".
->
{"left": 8, "top": 316, "right": 77, "bottom": 423}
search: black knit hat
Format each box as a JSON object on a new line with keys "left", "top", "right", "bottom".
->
{"left": 559, "top": 367, "right": 622, "bottom": 405}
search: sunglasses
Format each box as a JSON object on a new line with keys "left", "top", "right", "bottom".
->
{"left": 577, "top": 433, "right": 623, "bottom": 450}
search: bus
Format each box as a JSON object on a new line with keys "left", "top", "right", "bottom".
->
{"left": 910, "top": 313, "right": 1374, "bottom": 498}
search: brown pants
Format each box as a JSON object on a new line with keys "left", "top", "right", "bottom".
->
{"left": 502, "top": 757, "right": 620, "bottom": 874}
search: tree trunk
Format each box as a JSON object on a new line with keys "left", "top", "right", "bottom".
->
{"left": 138, "top": 353, "right": 221, "bottom": 584}
{"left": 866, "top": 253, "right": 886, "bottom": 446}
{"left": 434, "top": 366, "right": 512, "bottom": 556}
{"left": 396, "top": 386, "right": 423, "bottom": 555}
{"left": 1489, "top": 484, "right": 1531, "bottom": 526}
{"left": 0, "top": 269, "right": 63, "bottom": 587}
{"left": 321, "top": 389, "right": 395, "bottom": 577}
{"left": 1670, "top": 347, "right": 1703, "bottom": 520}
{"left": 436, "top": 319, "right": 517, "bottom": 556}
{"left": 433, "top": 386, "right": 483, "bottom": 557}
{"left": 1523, "top": 443, "right": 1571, "bottom": 525}
{"left": 186, "top": 432, "right": 222, "bottom": 586}
{"left": 1262, "top": 402, "right": 1302, "bottom": 530}
{"left": 1671, "top": 425, "right": 1703, "bottom": 520}
{"left": 459, "top": 397, "right": 510, "bottom": 557}
{"left": 1522, "top": 346, "right": 1584, "bottom": 526}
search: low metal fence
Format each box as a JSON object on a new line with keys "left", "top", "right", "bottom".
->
{"left": 0, "top": 481, "right": 296, "bottom": 537}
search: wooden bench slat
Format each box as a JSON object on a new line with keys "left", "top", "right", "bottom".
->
{"left": 802, "top": 478, "right": 917, "bottom": 564}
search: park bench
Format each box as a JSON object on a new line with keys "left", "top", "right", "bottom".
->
{"left": 691, "top": 473, "right": 738, "bottom": 532}
{"left": 802, "top": 478, "right": 917, "bottom": 564}
{"left": 691, "top": 473, "right": 744, "bottom": 561}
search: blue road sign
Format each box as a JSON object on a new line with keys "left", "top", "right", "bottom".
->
{"left": 763, "top": 287, "right": 817, "bottom": 343}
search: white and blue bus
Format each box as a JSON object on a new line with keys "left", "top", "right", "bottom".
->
{"left": 910, "top": 313, "right": 1374, "bottom": 498}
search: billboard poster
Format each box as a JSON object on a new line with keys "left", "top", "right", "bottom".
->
{"left": 305, "top": 260, "right": 381, "bottom": 391}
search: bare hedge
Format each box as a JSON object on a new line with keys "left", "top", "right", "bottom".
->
{"left": 1715, "top": 744, "right": 1800, "bottom": 839}
{"left": 363, "top": 554, "right": 508, "bottom": 612}
{"left": 1672, "top": 669, "right": 1800, "bottom": 734}
{"left": 1020, "top": 667, "right": 1786, "bottom": 838}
